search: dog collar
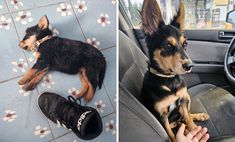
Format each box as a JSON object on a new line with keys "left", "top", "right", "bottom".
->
{"left": 149, "top": 67, "right": 175, "bottom": 78}
{"left": 32, "top": 24, "right": 59, "bottom": 52}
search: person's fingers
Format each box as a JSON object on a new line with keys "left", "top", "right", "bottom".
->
{"left": 177, "top": 123, "right": 186, "bottom": 135}
{"left": 186, "top": 126, "right": 202, "bottom": 139}
{"left": 199, "top": 133, "right": 209, "bottom": 142}
{"left": 192, "top": 128, "right": 208, "bottom": 142}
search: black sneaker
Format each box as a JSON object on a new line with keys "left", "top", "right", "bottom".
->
{"left": 37, "top": 92, "right": 103, "bottom": 140}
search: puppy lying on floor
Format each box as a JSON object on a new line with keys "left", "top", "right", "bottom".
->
{"left": 18, "top": 15, "right": 106, "bottom": 101}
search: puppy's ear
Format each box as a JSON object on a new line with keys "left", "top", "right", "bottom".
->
{"left": 141, "top": 0, "right": 164, "bottom": 35}
{"left": 38, "top": 15, "right": 49, "bottom": 30}
{"left": 170, "top": 2, "right": 185, "bottom": 31}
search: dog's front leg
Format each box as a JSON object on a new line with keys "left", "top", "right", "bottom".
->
{"left": 23, "top": 67, "right": 49, "bottom": 91}
{"left": 18, "top": 67, "right": 38, "bottom": 85}
{"left": 179, "top": 97, "right": 197, "bottom": 131}
{"left": 161, "top": 114, "right": 176, "bottom": 142}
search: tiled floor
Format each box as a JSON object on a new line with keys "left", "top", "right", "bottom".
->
{"left": 0, "top": 0, "right": 116, "bottom": 141}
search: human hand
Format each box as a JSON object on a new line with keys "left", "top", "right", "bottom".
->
{"left": 176, "top": 124, "right": 209, "bottom": 142}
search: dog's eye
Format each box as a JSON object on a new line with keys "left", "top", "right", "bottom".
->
{"left": 182, "top": 41, "right": 188, "bottom": 50}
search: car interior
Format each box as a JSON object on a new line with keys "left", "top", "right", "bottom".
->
{"left": 119, "top": 0, "right": 235, "bottom": 142}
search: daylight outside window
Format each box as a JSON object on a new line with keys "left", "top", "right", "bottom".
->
{"left": 121, "top": 0, "right": 235, "bottom": 29}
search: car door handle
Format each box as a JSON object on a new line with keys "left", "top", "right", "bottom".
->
{"left": 218, "top": 31, "right": 235, "bottom": 39}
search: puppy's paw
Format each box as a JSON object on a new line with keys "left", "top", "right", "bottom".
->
{"left": 18, "top": 79, "right": 27, "bottom": 85}
{"left": 191, "top": 113, "right": 209, "bottom": 121}
{"left": 23, "top": 83, "right": 36, "bottom": 91}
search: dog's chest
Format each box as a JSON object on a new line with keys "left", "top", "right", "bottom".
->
{"left": 154, "top": 87, "right": 187, "bottom": 115}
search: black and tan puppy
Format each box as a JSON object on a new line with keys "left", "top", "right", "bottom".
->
{"left": 140, "top": 0, "right": 209, "bottom": 141}
{"left": 18, "top": 15, "right": 106, "bottom": 101}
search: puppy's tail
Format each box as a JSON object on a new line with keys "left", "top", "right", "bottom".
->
{"left": 98, "top": 57, "right": 106, "bottom": 89}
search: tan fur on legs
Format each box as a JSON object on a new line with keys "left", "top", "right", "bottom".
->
{"left": 18, "top": 68, "right": 38, "bottom": 85}
{"left": 76, "top": 68, "right": 89, "bottom": 98}
{"left": 163, "top": 115, "right": 176, "bottom": 142}
{"left": 190, "top": 113, "right": 209, "bottom": 121}
{"left": 84, "top": 82, "right": 94, "bottom": 102}
{"left": 179, "top": 104, "right": 197, "bottom": 131}
{"left": 23, "top": 68, "right": 48, "bottom": 91}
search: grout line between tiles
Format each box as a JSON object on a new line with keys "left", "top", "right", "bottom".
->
{"left": 0, "top": 75, "right": 23, "bottom": 83}
{"left": 3, "top": 0, "right": 68, "bottom": 15}
{"left": 47, "top": 119, "right": 56, "bottom": 140}
{"left": 4, "top": 0, "right": 32, "bottom": 71}
{"left": 100, "top": 45, "right": 116, "bottom": 51}
{"left": 103, "top": 84, "right": 116, "bottom": 112}
{"left": 68, "top": 0, "right": 87, "bottom": 41}
{"left": 101, "top": 111, "right": 115, "bottom": 119}
{"left": 50, "top": 131, "right": 72, "bottom": 141}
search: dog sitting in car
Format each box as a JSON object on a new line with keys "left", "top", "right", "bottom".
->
{"left": 140, "top": 1, "right": 209, "bottom": 142}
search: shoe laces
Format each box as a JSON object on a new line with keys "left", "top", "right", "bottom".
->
{"left": 55, "top": 96, "right": 82, "bottom": 130}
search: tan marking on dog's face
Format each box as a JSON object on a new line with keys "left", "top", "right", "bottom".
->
{"left": 180, "top": 36, "right": 186, "bottom": 46}
{"left": 154, "top": 49, "right": 187, "bottom": 74}
{"left": 154, "top": 95, "right": 179, "bottom": 115}
{"left": 167, "top": 37, "right": 176, "bottom": 46}
{"left": 19, "top": 35, "right": 37, "bottom": 51}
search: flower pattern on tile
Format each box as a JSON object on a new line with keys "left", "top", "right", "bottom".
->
{"left": 41, "top": 74, "right": 55, "bottom": 89}
{"left": 2, "top": 110, "right": 18, "bottom": 122}
{"left": 0, "top": 16, "right": 11, "bottom": 30}
{"left": 112, "top": 0, "right": 116, "bottom": 4}
{"left": 74, "top": 0, "right": 87, "bottom": 13}
{"left": 97, "top": 13, "right": 111, "bottom": 27}
{"left": 87, "top": 37, "right": 100, "bottom": 48}
{"left": 56, "top": 3, "right": 72, "bottom": 16}
{"left": 10, "top": 0, "right": 24, "bottom": 10}
{"left": 27, "top": 52, "right": 37, "bottom": 64}
{"left": 68, "top": 87, "right": 80, "bottom": 96}
{"left": 34, "top": 126, "right": 51, "bottom": 138}
{"left": 94, "top": 100, "right": 106, "bottom": 113}
{"left": 11, "top": 58, "right": 28, "bottom": 73}
{"left": 15, "top": 11, "right": 33, "bottom": 25}
{"left": 105, "top": 120, "right": 116, "bottom": 135}
{"left": 18, "top": 85, "right": 31, "bottom": 96}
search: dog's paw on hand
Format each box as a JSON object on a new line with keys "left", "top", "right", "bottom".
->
{"left": 22, "top": 83, "right": 36, "bottom": 91}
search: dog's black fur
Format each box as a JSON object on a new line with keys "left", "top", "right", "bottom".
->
{"left": 18, "top": 15, "right": 106, "bottom": 101}
{"left": 140, "top": 0, "right": 209, "bottom": 141}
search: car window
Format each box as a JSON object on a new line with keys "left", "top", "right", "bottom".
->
{"left": 120, "top": 0, "right": 235, "bottom": 30}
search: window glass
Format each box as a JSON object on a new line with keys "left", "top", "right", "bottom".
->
{"left": 120, "top": 0, "right": 235, "bottom": 30}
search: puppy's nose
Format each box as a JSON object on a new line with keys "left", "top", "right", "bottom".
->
{"left": 182, "top": 63, "right": 192, "bottom": 71}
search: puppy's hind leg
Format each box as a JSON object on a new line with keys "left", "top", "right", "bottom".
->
{"left": 84, "top": 67, "right": 98, "bottom": 102}
{"left": 74, "top": 68, "right": 89, "bottom": 98}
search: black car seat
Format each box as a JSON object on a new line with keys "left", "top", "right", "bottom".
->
{"left": 119, "top": 30, "right": 235, "bottom": 142}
